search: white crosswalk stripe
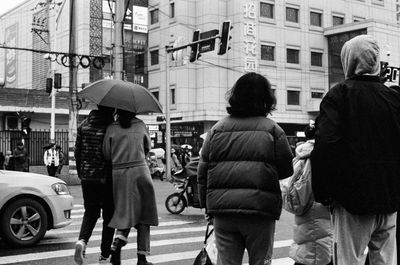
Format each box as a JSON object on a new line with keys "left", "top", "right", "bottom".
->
{"left": 0, "top": 206, "right": 294, "bottom": 265}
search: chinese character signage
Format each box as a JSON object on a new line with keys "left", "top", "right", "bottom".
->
{"left": 243, "top": 0, "right": 258, "bottom": 72}
{"left": 4, "top": 23, "right": 18, "bottom": 87}
{"left": 132, "top": 6, "right": 148, "bottom": 33}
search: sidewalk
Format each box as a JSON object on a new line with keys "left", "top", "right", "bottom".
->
{"left": 29, "top": 165, "right": 81, "bottom": 186}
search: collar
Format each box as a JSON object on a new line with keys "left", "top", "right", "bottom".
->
{"left": 348, "top": 75, "right": 381, "bottom": 82}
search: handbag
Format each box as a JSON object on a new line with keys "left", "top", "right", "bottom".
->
{"left": 193, "top": 222, "right": 217, "bottom": 265}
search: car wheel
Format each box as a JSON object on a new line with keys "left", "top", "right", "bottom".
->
{"left": 0, "top": 198, "right": 48, "bottom": 247}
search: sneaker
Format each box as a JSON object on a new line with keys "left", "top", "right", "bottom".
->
{"left": 74, "top": 240, "right": 86, "bottom": 265}
{"left": 98, "top": 255, "right": 109, "bottom": 264}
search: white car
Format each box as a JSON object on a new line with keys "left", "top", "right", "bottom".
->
{"left": 0, "top": 170, "right": 73, "bottom": 247}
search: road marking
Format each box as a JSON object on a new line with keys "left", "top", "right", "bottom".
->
{"left": 40, "top": 226, "right": 207, "bottom": 245}
{"left": 0, "top": 236, "right": 293, "bottom": 264}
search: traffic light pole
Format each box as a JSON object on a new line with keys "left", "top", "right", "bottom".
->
{"left": 165, "top": 47, "right": 171, "bottom": 180}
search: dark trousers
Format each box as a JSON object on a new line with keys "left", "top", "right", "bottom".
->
{"left": 47, "top": 164, "right": 57, "bottom": 176}
{"left": 78, "top": 181, "right": 115, "bottom": 257}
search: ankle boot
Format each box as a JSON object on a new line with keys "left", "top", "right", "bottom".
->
{"left": 137, "top": 254, "right": 153, "bottom": 265}
{"left": 110, "top": 238, "right": 127, "bottom": 265}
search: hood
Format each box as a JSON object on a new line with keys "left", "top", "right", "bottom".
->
{"left": 0, "top": 170, "right": 66, "bottom": 186}
{"left": 295, "top": 140, "right": 314, "bottom": 159}
{"left": 341, "top": 35, "right": 380, "bottom": 79}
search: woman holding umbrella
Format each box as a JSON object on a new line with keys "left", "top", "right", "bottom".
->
{"left": 103, "top": 108, "right": 158, "bottom": 265}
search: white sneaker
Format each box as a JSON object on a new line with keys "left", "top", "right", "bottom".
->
{"left": 74, "top": 240, "right": 86, "bottom": 265}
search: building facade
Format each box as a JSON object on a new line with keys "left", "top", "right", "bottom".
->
{"left": 147, "top": 0, "right": 400, "bottom": 152}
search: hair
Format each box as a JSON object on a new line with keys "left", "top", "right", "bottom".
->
{"left": 17, "top": 142, "right": 24, "bottom": 146}
{"left": 226, "top": 72, "right": 276, "bottom": 117}
{"left": 116, "top": 109, "right": 136, "bottom": 128}
{"left": 304, "top": 125, "right": 316, "bottom": 139}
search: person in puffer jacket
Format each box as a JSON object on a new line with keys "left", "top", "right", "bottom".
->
{"left": 282, "top": 124, "right": 332, "bottom": 265}
{"left": 197, "top": 72, "right": 293, "bottom": 265}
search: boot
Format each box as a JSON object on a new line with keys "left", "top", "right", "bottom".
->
{"left": 137, "top": 254, "right": 153, "bottom": 265}
{"left": 110, "top": 238, "right": 127, "bottom": 265}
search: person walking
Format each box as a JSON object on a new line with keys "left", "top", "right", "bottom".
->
{"left": 43, "top": 143, "right": 59, "bottom": 176}
{"left": 55, "top": 145, "right": 65, "bottom": 177}
{"left": 281, "top": 122, "right": 332, "bottom": 265}
{"left": 103, "top": 109, "right": 158, "bottom": 265}
{"left": 13, "top": 142, "right": 29, "bottom": 172}
{"left": 197, "top": 72, "right": 293, "bottom": 265}
{"left": 73, "top": 105, "right": 116, "bottom": 265}
{"left": 311, "top": 35, "right": 400, "bottom": 265}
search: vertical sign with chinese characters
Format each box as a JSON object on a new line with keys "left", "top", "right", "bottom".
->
{"left": 243, "top": 0, "right": 258, "bottom": 72}
{"left": 4, "top": 23, "right": 18, "bottom": 87}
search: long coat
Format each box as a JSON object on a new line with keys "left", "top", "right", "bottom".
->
{"left": 103, "top": 118, "right": 158, "bottom": 229}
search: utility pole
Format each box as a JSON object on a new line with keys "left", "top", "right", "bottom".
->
{"left": 165, "top": 47, "right": 171, "bottom": 181}
{"left": 47, "top": 1, "right": 56, "bottom": 143}
{"left": 68, "top": 0, "right": 79, "bottom": 183}
{"left": 114, "top": 0, "right": 125, "bottom": 80}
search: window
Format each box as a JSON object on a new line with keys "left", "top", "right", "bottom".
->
{"left": 170, "top": 2, "right": 175, "bottom": 18}
{"left": 311, "top": 52, "right": 323, "bottom": 66}
{"left": 260, "top": 2, "right": 274, "bottom": 18}
{"left": 311, "top": 91, "right": 324, "bottom": 98}
{"left": 287, "top": 90, "right": 300, "bottom": 105}
{"left": 152, "top": 91, "right": 159, "bottom": 100}
{"left": 170, "top": 87, "right": 176, "bottom": 105}
{"left": 135, "top": 53, "right": 145, "bottom": 72}
{"left": 286, "top": 7, "right": 299, "bottom": 23}
{"left": 261, "top": 45, "right": 275, "bottom": 61}
{"left": 150, "top": 9, "right": 159, "bottom": 24}
{"left": 150, "top": 50, "right": 159, "bottom": 65}
{"left": 310, "top": 11, "right": 322, "bottom": 27}
{"left": 333, "top": 16, "right": 344, "bottom": 26}
{"left": 287, "top": 48, "right": 299, "bottom": 64}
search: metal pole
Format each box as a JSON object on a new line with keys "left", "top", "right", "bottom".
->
{"left": 114, "top": 0, "right": 124, "bottom": 80}
{"left": 50, "top": 88, "right": 56, "bottom": 142}
{"left": 67, "top": 0, "right": 79, "bottom": 182}
{"left": 165, "top": 47, "right": 171, "bottom": 180}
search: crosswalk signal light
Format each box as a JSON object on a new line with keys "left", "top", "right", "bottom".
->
{"left": 46, "top": 78, "right": 53, "bottom": 94}
{"left": 218, "top": 20, "right": 233, "bottom": 55}
{"left": 54, "top": 73, "right": 62, "bottom": 89}
{"left": 189, "top": 29, "right": 201, "bottom": 62}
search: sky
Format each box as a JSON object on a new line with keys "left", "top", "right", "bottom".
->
{"left": 0, "top": 0, "right": 28, "bottom": 16}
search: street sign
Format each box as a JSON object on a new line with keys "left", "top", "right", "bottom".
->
{"left": 199, "top": 29, "right": 219, "bottom": 53}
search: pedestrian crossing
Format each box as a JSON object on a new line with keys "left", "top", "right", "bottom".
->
{"left": 0, "top": 205, "right": 295, "bottom": 265}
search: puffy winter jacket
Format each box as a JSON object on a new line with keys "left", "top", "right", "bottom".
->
{"left": 282, "top": 141, "right": 332, "bottom": 265}
{"left": 75, "top": 110, "right": 114, "bottom": 183}
{"left": 197, "top": 116, "right": 293, "bottom": 219}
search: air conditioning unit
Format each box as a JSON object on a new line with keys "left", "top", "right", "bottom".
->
{"left": 5, "top": 116, "right": 19, "bottom": 130}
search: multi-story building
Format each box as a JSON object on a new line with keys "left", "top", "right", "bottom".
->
{"left": 0, "top": 0, "right": 149, "bottom": 157}
{"left": 148, "top": 0, "right": 400, "bottom": 152}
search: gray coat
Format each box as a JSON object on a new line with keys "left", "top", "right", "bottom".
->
{"left": 103, "top": 118, "right": 158, "bottom": 229}
{"left": 198, "top": 116, "right": 293, "bottom": 219}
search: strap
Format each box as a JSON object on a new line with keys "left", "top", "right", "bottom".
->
{"left": 203, "top": 222, "right": 214, "bottom": 245}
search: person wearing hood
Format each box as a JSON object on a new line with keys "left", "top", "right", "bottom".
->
{"left": 311, "top": 35, "right": 400, "bottom": 264}
{"left": 74, "top": 105, "right": 116, "bottom": 265}
{"left": 281, "top": 122, "right": 332, "bottom": 265}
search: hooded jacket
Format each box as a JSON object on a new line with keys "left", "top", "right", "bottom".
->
{"left": 197, "top": 116, "right": 293, "bottom": 219}
{"left": 75, "top": 109, "right": 114, "bottom": 183}
{"left": 282, "top": 140, "right": 332, "bottom": 265}
{"left": 311, "top": 35, "right": 400, "bottom": 214}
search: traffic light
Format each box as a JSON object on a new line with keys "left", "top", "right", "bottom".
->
{"left": 189, "top": 29, "right": 201, "bottom": 62}
{"left": 54, "top": 73, "right": 62, "bottom": 89}
{"left": 21, "top": 116, "right": 32, "bottom": 135}
{"left": 46, "top": 78, "right": 53, "bottom": 94}
{"left": 218, "top": 20, "right": 233, "bottom": 55}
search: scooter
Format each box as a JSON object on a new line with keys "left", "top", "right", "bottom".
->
{"left": 165, "top": 157, "right": 202, "bottom": 214}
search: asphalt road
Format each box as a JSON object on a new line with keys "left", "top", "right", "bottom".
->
{"left": 0, "top": 177, "right": 295, "bottom": 265}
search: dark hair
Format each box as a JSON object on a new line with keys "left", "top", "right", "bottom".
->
{"left": 17, "top": 142, "right": 24, "bottom": 146}
{"left": 97, "top": 105, "right": 115, "bottom": 114}
{"left": 304, "top": 125, "right": 316, "bottom": 139}
{"left": 226, "top": 72, "right": 276, "bottom": 117}
{"left": 116, "top": 109, "right": 136, "bottom": 128}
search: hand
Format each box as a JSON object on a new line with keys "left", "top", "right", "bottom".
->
{"left": 205, "top": 214, "right": 214, "bottom": 224}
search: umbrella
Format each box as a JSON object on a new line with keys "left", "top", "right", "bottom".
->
{"left": 78, "top": 79, "right": 163, "bottom": 114}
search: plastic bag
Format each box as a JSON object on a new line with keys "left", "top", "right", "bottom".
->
{"left": 193, "top": 223, "right": 217, "bottom": 265}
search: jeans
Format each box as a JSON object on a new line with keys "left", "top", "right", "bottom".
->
{"left": 78, "top": 181, "right": 115, "bottom": 258}
{"left": 115, "top": 224, "right": 150, "bottom": 255}
{"left": 213, "top": 214, "right": 275, "bottom": 265}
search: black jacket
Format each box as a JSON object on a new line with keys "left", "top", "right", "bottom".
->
{"left": 75, "top": 110, "right": 113, "bottom": 183}
{"left": 197, "top": 116, "right": 293, "bottom": 219}
{"left": 311, "top": 76, "right": 400, "bottom": 214}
